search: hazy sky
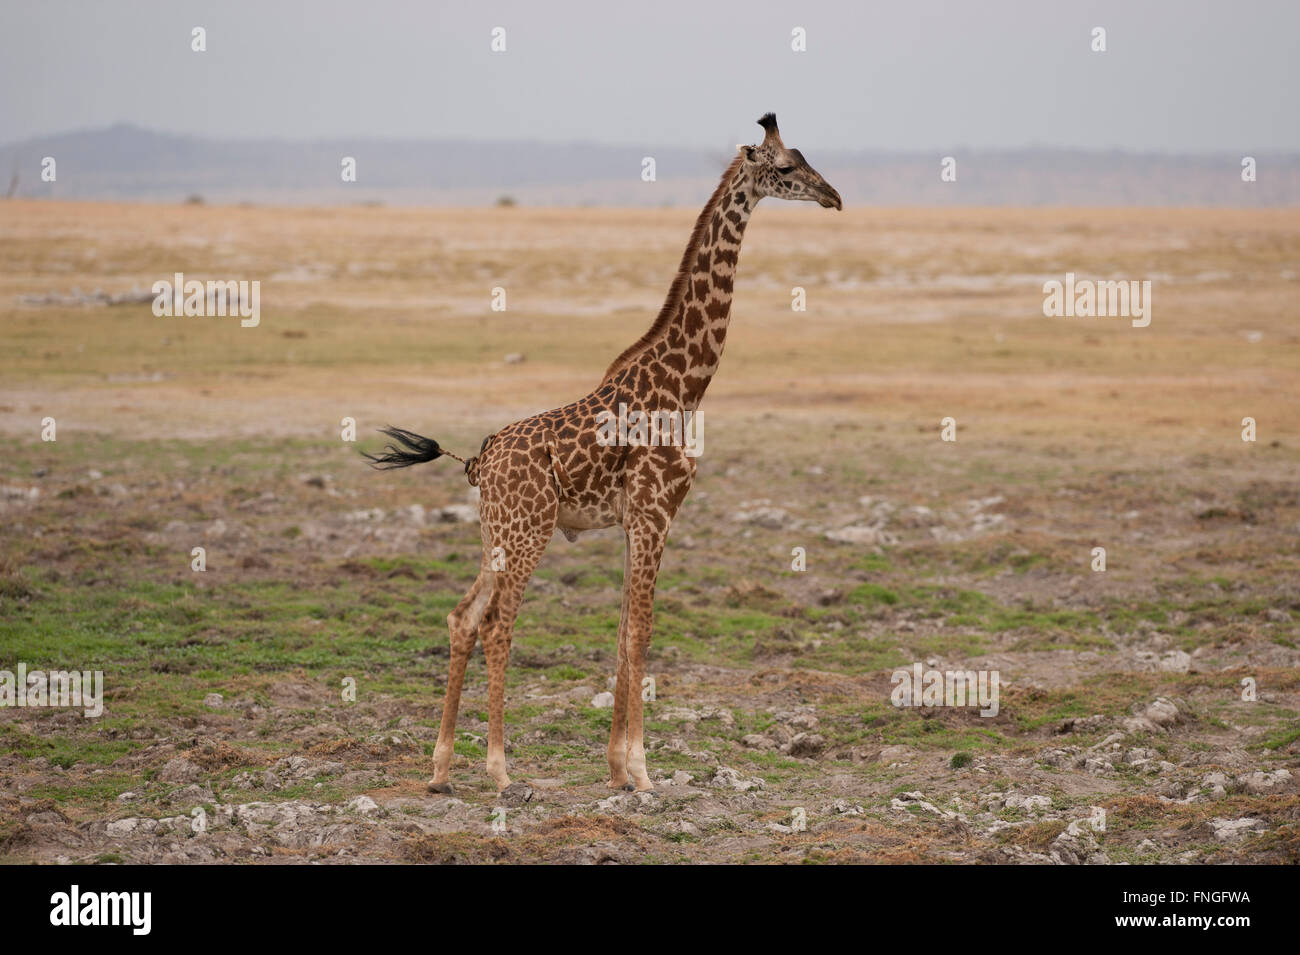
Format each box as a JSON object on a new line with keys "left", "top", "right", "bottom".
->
{"left": 2, "top": 0, "right": 1297, "bottom": 152}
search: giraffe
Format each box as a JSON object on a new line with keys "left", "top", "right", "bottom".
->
{"left": 366, "top": 113, "right": 841, "bottom": 794}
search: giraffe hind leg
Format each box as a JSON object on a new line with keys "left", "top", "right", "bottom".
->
{"left": 429, "top": 567, "right": 496, "bottom": 794}
{"left": 457, "top": 433, "right": 558, "bottom": 791}
{"left": 481, "top": 529, "right": 551, "bottom": 792}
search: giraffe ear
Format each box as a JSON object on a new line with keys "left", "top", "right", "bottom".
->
{"left": 737, "top": 144, "right": 758, "bottom": 162}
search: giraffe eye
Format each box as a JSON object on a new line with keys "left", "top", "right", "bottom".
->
{"left": 777, "top": 165, "right": 796, "bottom": 174}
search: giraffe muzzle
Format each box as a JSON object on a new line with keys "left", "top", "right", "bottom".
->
{"left": 817, "top": 185, "right": 843, "bottom": 210}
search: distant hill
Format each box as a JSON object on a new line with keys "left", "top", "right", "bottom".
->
{"left": 3, "top": 124, "right": 1297, "bottom": 207}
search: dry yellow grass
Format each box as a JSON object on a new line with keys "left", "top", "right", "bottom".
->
{"left": 1, "top": 199, "right": 1296, "bottom": 457}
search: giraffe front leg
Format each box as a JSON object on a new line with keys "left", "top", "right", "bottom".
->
{"left": 607, "top": 542, "right": 633, "bottom": 790}
{"left": 606, "top": 641, "right": 633, "bottom": 790}
{"left": 624, "top": 620, "right": 655, "bottom": 792}
{"left": 482, "top": 610, "right": 517, "bottom": 792}
{"left": 622, "top": 520, "right": 666, "bottom": 794}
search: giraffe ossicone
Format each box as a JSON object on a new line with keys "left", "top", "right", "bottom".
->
{"left": 366, "top": 113, "right": 842, "bottom": 794}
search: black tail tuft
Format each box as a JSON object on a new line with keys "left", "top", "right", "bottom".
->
{"left": 362, "top": 426, "right": 445, "bottom": 470}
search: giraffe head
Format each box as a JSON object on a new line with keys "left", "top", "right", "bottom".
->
{"left": 738, "top": 113, "right": 842, "bottom": 210}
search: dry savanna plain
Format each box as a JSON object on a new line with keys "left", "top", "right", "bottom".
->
{"left": 0, "top": 198, "right": 1297, "bottom": 864}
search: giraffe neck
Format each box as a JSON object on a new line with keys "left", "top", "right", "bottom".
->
{"left": 602, "top": 158, "right": 755, "bottom": 411}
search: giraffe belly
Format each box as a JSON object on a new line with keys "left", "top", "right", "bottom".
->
{"left": 556, "top": 488, "right": 625, "bottom": 533}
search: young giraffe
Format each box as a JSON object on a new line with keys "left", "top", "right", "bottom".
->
{"left": 367, "top": 114, "right": 841, "bottom": 794}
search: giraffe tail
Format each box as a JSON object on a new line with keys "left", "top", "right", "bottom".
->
{"left": 363, "top": 426, "right": 465, "bottom": 470}
{"left": 363, "top": 426, "right": 487, "bottom": 486}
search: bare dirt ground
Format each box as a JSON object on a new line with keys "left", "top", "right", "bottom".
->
{"left": 1, "top": 200, "right": 1297, "bottom": 864}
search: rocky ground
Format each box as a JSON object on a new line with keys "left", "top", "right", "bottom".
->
{"left": 2, "top": 427, "right": 1297, "bottom": 864}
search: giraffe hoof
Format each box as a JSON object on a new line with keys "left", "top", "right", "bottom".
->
{"left": 621, "top": 782, "right": 636, "bottom": 792}
{"left": 428, "top": 780, "right": 455, "bottom": 795}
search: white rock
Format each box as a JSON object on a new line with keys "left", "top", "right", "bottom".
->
{"left": 1237, "top": 769, "right": 1292, "bottom": 794}
{"left": 1084, "top": 756, "right": 1115, "bottom": 774}
{"left": 1210, "top": 817, "right": 1265, "bottom": 841}
{"left": 1124, "top": 697, "right": 1181, "bottom": 734}
{"left": 1005, "top": 793, "right": 1052, "bottom": 813}
{"left": 1, "top": 485, "right": 40, "bottom": 500}
{"left": 345, "top": 795, "right": 381, "bottom": 815}
{"left": 591, "top": 692, "right": 615, "bottom": 708}
{"left": 878, "top": 744, "right": 915, "bottom": 765}
{"left": 826, "top": 524, "right": 894, "bottom": 545}
{"left": 731, "top": 505, "right": 790, "bottom": 530}
{"left": 659, "top": 706, "right": 701, "bottom": 723}
{"left": 159, "top": 757, "right": 202, "bottom": 783}
{"left": 710, "top": 766, "right": 765, "bottom": 792}
{"left": 106, "top": 817, "right": 157, "bottom": 837}
{"left": 1202, "top": 772, "right": 1229, "bottom": 797}
{"left": 891, "top": 791, "right": 960, "bottom": 820}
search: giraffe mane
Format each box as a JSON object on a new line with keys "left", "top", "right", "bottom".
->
{"left": 600, "top": 154, "right": 745, "bottom": 385}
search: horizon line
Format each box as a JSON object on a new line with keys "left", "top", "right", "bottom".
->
{"left": 4, "top": 122, "right": 1298, "bottom": 160}
{"left": 9, "top": 196, "right": 1298, "bottom": 213}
